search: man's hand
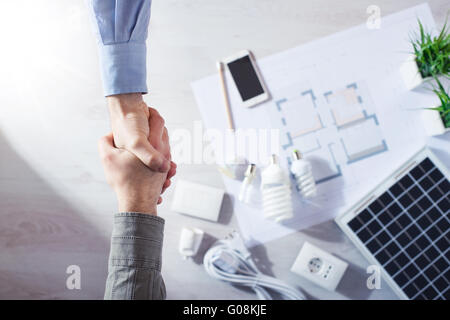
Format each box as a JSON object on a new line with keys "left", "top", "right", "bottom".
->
{"left": 99, "top": 131, "right": 169, "bottom": 214}
{"left": 107, "top": 94, "right": 176, "bottom": 201}
{"left": 107, "top": 93, "right": 170, "bottom": 173}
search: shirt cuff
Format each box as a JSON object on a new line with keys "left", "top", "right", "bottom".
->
{"left": 110, "top": 212, "right": 164, "bottom": 271}
{"left": 98, "top": 42, "right": 148, "bottom": 96}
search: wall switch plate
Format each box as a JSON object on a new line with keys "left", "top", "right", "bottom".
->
{"left": 171, "top": 180, "right": 224, "bottom": 222}
{"left": 290, "top": 241, "right": 348, "bottom": 291}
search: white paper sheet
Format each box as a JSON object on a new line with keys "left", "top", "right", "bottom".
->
{"left": 191, "top": 3, "right": 450, "bottom": 246}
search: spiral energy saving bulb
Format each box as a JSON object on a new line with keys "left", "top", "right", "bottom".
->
{"left": 260, "top": 155, "right": 293, "bottom": 222}
{"left": 290, "top": 150, "right": 317, "bottom": 198}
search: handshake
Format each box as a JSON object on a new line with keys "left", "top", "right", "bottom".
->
{"left": 98, "top": 93, "right": 176, "bottom": 215}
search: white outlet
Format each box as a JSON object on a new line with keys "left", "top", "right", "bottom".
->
{"left": 291, "top": 242, "right": 348, "bottom": 291}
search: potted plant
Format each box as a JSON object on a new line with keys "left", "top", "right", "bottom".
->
{"left": 422, "top": 78, "right": 450, "bottom": 136}
{"left": 400, "top": 19, "right": 449, "bottom": 90}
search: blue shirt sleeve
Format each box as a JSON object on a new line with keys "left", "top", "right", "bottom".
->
{"left": 87, "top": 0, "right": 152, "bottom": 96}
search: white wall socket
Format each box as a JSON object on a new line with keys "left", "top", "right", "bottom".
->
{"left": 290, "top": 241, "right": 348, "bottom": 291}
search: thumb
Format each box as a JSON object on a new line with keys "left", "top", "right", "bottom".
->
{"left": 98, "top": 132, "right": 117, "bottom": 160}
{"left": 131, "top": 137, "right": 170, "bottom": 172}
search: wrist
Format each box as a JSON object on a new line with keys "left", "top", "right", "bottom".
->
{"left": 117, "top": 187, "right": 157, "bottom": 215}
{"left": 107, "top": 93, "right": 144, "bottom": 116}
{"left": 118, "top": 198, "right": 158, "bottom": 216}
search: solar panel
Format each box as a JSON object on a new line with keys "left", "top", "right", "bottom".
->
{"left": 336, "top": 148, "right": 449, "bottom": 300}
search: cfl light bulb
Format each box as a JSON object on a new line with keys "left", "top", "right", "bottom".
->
{"left": 260, "top": 155, "right": 293, "bottom": 222}
{"left": 290, "top": 150, "right": 317, "bottom": 198}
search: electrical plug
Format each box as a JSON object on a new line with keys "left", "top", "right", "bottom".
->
{"left": 212, "top": 251, "right": 239, "bottom": 274}
{"left": 221, "top": 230, "right": 251, "bottom": 259}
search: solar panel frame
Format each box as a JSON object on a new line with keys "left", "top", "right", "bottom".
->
{"left": 335, "top": 147, "right": 450, "bottom": 300}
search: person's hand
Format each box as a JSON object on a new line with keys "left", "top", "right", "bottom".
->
{"left": 107, "top": 93, "right": 176, "bottom": 198}
{"left": 107, "top": 93, "right": 170, "bottom": 172}
{"left": 98, "top": 130, "right": 169, "bottom": 214}
{"left": 146, "top": 107, "right": 176, "bottom": 200}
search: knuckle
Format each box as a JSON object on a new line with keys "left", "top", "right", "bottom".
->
{"left": 98, "top": 138, "right": 108, "bottom": 155}
{"left": 149, "top": 106, "right": 158, "bottom": 115}
{"left": 148, "top": 154, "right": 165, "bottom": 170}
{"left": 128, "top": 137, "right": 144, "bottom": 150}
{"left": 154, "top": 114, "right": 164, "bottom": 126}
{"left": 101, "top": 152, "right": 115, "bottom": 164}
{"left": 98, "top": 135, "right": 108, "bottom": 146}
{"left": 146, "top": 154, "right": 158, "bottom": 167}
{"left": 113, "top": 138, "right": 125, "bottom": 149}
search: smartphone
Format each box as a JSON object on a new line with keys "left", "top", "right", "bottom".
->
{"left": 222, "top": 50, "right": 270, "bottom": 108}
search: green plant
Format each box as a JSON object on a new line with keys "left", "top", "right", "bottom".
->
{"left": 428, "top": 78, "right": 450, "bottom": 128}
{"left": 411, "top": 19, "right": 450, "bottom": 79}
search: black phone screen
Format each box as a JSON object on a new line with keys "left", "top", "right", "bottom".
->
{"left": 227, "top": 55, "right": 265, "bottom": 101}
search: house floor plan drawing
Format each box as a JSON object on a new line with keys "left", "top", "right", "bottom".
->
{"left": 270, "top": 80, "right": 388, "bottom": 184}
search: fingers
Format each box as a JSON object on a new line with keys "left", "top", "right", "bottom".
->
{"left": 157, "top": 180, "right": 169, "bottom": 205}
{"left": 162, "top": 126, "right": 176, "bottom": 181}
{"left": 157, "top": 181, "right": 169, "bottom": 205}
{"left": 161, "top": 178, "right": 171, "bottom": 193}
{"left": 159, "top": 162, "right": 175, "bottom": 198}
{"left": 167, "top": 161, "right": 177, "bottom": 180}
{"left": 98, "top": 132, "right": 117, "bottom": 162}
{"left": 161, "top": 127, "right": 171, "bottom": 160}
{"left": 131, "top": 137, "right": 170, "bottom": 172}
{"left": 136, "top": 107, "right": 170, "bottom": 172}
{"left": 162, "top": 127, "right": 169, "bottom": 142}
{"left": 148, "top": 107, "right": 165, "bottom": 147}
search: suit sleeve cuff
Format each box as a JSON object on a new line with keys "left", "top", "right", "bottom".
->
{"left": 98, "top": 42, "right": 148, "bottom": 96}
{"left": 110, "top": 212, "right": 164, "bottom": 271}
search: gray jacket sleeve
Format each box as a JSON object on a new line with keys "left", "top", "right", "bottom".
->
{"left": 104, "top": 212, "right": 166, "bottom": 300}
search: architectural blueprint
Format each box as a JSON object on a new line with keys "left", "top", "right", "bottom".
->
{"left": 271, "top": 80, "right": 388, "bottom": 185}
{"left": 191, "top": 4, "right": 449, "bottom": 245}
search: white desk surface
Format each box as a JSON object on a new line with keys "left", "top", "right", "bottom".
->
{"left": 0, "top": 0, "right": 448, "bottom": 300}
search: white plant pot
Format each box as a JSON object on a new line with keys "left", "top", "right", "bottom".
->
{"left": 400, "top": 54, "right": 427, "bottom": 90}
{"left": 400, "top": 54, "right": 446, "bottom": 91}
{"left": 421, "top": 109, "right": 450, "bottom": 136}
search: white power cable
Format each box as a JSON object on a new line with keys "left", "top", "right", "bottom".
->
{"left": 203, "top": 231, "right": 306, "bottom": 300}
